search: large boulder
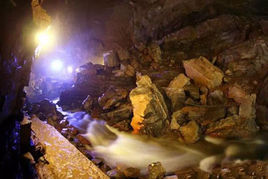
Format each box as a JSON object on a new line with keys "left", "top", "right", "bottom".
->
{"left": 130, "top": 75, "right": 168, "bottom": 136}
{"left": 183, "top": 56, "right": 224, "bottom": 89}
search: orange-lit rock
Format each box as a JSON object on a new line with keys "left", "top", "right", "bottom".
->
{"left": 183, "top": 57, "right": 224, "bottom": 89}
{"left": 130, "top": 75, "right": 168, "bottom": 136}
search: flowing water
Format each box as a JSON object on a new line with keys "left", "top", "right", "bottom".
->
{"left": 62, "top": 110, "right": 268, "bottom": 174}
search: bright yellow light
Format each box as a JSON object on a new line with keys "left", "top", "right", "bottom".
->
{"left": 35, "top": 26, "right": 55, "bottom": 57}
{"left": 37, "top": 31, "right": 50, "bottom": 46}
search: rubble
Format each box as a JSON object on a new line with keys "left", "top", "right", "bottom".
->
{"left": 130, "top": 75, "right": 168, "bottom": 136}
{"left": 179, "top": 120, "right": 200, "bottom": 144}
{"left": 183, "top": 56, "right": 224, "bottom": 89}
{"left": 148, "top": 162, "right": 166, "bottom": 179}
{"left": 165, "top": 73, "right": 189, "bottom": 110}
{"left": 148, "top": 42, "right": 162, "bottom": 63}
{"left": 82, "top": 95, "right": 93, "bottom": 113}
{"left": 98, "top": 87, "right": 128, "bottom": 110}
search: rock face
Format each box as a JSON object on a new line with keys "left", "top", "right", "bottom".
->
{"left": 183, "top": 57, "right": 224, "bottom": 89}
{"left": 103, "top": 51, "right": 120, "bottom": 68}
{"left": 130, "top": 75, "right": 168, "bottom": 136}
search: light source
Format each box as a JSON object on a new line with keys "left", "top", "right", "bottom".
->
{"left": 35, "top": 26, "right": 55, "bottom": 57}
{"left": 67, "top": 66, "right": 73, "bottom": 73}
{"left": 51, "top": 60, "right": 63, "bottom": 72}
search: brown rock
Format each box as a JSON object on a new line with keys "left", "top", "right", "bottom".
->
{"left": 179, "top": 120, "right": 200, "bottom": 144}
{"left": 77, "top": 134, "right": 91, "bottom": 146}
{"left": 227, "top": 85, "right": 248, "bottom": 104}
{"left": 106, "top": 169, "right": 124, "bottom": 178}
{"left": 130, "top": 75, "right": 168, "bottom": 136}
{"left": 103, "top": 51, "right": 120, "bottom": 68}
{"left": 82, "top": 95, "right": 93, "bottom": 113}
{"left": 123, "top": 167, "right": 140, "bottom": 178}
{"left": 165, "top": 73, "right": 189, "bottom": 110}
{"left": 148, "top": 162, "right": 166, "bottom": 179}
{"left": 98, "top": 87, "right": 128, "bottom": 110}
{"left": 183, "top": 56, "right": 224, "bottom": 89}
{"left": 184, "top": 84, "right": 200, "bottom": 100}
{"left": 256, "top": 105, "right": 268, "bottom": 130}
{"left": 148, "top": 42, "right": 162, "bottom": 63}
{"left": 170, "top": 110, "right": 185, "bottom": 130}
{"left": 206, "top": 115, "right": 258, "bottom": 138}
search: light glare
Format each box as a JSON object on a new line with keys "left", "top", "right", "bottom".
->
{"left": 51, "top": 60, "right": 63, "bottom": 72}
{"left": 67, "top": 66, "right": 73, "bottom": 73}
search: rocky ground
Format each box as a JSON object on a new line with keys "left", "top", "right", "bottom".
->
{"left": 23, "top": 3, "right": 268, "bottom": 178}
{"left": 25, "top": 28, "right": 268, "bottom": 178}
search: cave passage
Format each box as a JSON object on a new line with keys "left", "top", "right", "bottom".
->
{"left": 1, "top": 0, "right": 268, "bottom": 178}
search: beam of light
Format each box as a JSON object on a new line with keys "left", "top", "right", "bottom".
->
{"left": 67, "top": 66, "right": 73, "bottom": 73}
{"left": 51, "top": 60, "right": 63, "bottom": 72}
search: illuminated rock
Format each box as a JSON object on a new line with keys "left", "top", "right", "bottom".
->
{"left": 183, "top": 57, "right": 224, "bottom": 89}
{"left": 170, "top": 110, "right": 184, "bottom": 130}
{"left": 130, "top": 75, "right": 168, "bottom": 136}
{"left": 165, "top": 73, "right": 189, "bottom": 110}
{"left": 148, "top": 162, "right": 166, "bottom": 179}
{"left": 179, "top": 120, "right": 200, "bottom": 144}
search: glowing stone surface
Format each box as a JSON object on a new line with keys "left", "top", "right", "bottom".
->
{"left": 31, "top": 117, "right": 108, "bottom": 179}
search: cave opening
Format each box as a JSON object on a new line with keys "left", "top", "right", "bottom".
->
{"left": 1, "top": 0, "right": 268, "bottom": 178}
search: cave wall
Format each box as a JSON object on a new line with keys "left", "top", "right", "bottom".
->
{"left": 0, "top": 0, "right": 35, "bottom": 177}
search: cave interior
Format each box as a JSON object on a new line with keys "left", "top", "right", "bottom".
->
{"left": 0, "top": 0, "right": 268, "bottom": 178}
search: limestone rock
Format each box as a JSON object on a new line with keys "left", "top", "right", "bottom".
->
{"left": 170, "top": 110, "right": 185, "bottom": 130}
{"left": 184, "top": 84, "right": 200, "bottom": 100}
{"left": 103, "top": 51, "right": 120, "bottom": 68}
{"left": 104, "top": 103, "right": 133, "bottom": 124}
{"left": 206, "top": 115, "right": 258, "bottom": 138}
{"left": 148, "top": 42, "right": 162, "bottom": 63}
{"left": 208, "top": 90, "right": 225, "bottom": 105}
{"left": 165, "top": 74, "right": 190, "bottom": 110}
{"left": 130, "top": 75, "right": 168, "bottom": 136}
{"left": 117, "top": 48, "right": 130, "bottom": 61}
{"left": 239, "top": 94, "right": 256, "bottom": 120}
{"left": 183, "top": 57, "right": 224, "bottom": 89}
{"left": 82, "top": 95, "right": 93, "bottom": 113}
{"left": 148, "top": 162, "right": 166, "bottom": 179}
{"left": 227, "top": 85, "right": 248, "bottom": 104}
{"left": 98, "top": 87, "right": 128, "bottom": 110}
{"left": 179, "top": 120, "right": 200, "bottom": 144}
